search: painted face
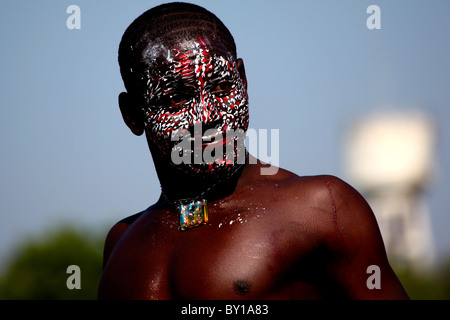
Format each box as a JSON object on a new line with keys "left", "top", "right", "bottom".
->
{"left": 140, "top": 41, "right": 249, "bottom": 177}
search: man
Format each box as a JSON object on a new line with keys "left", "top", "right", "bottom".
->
{"left": 98, "top": 2, "right": 409, "bottom": 299}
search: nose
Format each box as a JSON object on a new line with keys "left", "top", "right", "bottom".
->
{"left": 200, "top": 92, "right": 218, "bottom": 122}
{"left": 188, "top": 91, "right": 223, "bottom": 137}
{"left": 191, "top": 91, "right": 222, "bottom": 127}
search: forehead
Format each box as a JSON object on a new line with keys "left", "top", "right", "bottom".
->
{"left": 140, "top": 46, "right": 237, "bottom": 92}
{"left": 141, "top": 37, "right": 234, "bottom": 71}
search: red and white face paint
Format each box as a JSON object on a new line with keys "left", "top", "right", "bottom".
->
{"left": 141, "top": 41, "right": 249, "bottom": 177}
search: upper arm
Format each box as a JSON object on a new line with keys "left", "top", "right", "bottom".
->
{"left": 319, "top": 176, "right": 409, "bottom": 299}
{"left": 102, "top": 212, "right": 143, "bottom": 269}
{"left": 102, "top": 222, "right": 129, "bottom": 269}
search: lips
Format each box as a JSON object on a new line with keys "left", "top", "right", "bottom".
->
{"left": 192, "top": 129, "right": 228, "bottom": 151}
{"left": 201, "top": 135, "right": 228, "bottom": 150}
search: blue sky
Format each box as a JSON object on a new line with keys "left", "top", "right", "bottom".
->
{"left": 1, "top": 0, "right": 449, "bottom": 266}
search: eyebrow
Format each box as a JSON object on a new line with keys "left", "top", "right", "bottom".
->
{"left": 151, "top": 61, "right": 235, "bottom": 94}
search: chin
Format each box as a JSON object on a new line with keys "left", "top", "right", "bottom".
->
{"left": 173, "top": 157, "right": 242, "bottom": 179}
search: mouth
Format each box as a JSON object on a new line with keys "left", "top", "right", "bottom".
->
{"left": 188, "top": 123, "right": 229, "bottom": 151}
{"left": 201, "top": 136, "right": 228, "bottom": 150}
{"left": 169, "top": 123, "right": 245, "bottom": 172}
{"left": 191, "top": 129, "right": 228, "bottom": 151}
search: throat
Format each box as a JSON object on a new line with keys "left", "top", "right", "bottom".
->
{"left": 160, "top": 163, "right": 246, "bottom": 204}
{"left": 154, "top": 146, "right": 249, "bottom": 204}
{"left": 159, "top": 163, "right": 246, "bottom": 231}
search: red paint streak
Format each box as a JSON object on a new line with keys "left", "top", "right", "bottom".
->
{"left": 326, "top": 181, "right": 341, "bottom": 237}
{"left": 198, "top": 37, "right": 206, "bottom": 47}
{"left": 174, "top": 66, "right": 190, "bottom": 73}
{"left": 204, "top": 65, "right": 213, "bottom": 73}
{"left": 178, "top": 51, "right": 191, "bottom": 59}
{"left": 170, "top": 109, "right": 188, "bottom": 117}
{"left": 180, "top": 68, "right": 193, "bottom": 74}
{"left": 163, "top": 127, "right": 174, "bottom": 135}
{"left": 160, "top": 112, "right": 175, "bottom": 123}
{"left": 174, "top": 59, "right": 191, "bottom": 73}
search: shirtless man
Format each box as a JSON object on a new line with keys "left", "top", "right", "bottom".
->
{"left": 98, "top": 2, "right": 408, "bottom": 299}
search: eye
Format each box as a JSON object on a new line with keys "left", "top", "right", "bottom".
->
{"left": 212, "top": 81, "right": 232, "bottom": 96}
{"left": 169, "top": 94, "right": 187, "bottom": 107}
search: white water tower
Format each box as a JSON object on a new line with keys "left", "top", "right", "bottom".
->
{"left": 344, "top": 110, "right": 436, "bottom": 269}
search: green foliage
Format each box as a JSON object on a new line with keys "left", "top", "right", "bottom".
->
{"left": 393, "top": 260, "right": 450, "bottom": 300}
{"left": 0, "top": 226, "right": 105, "bottom": 300}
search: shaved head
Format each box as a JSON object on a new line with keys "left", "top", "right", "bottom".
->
{"left": 117, "top": 2, "right": 248, "bottom": 182}
{"left": 118, "top": 2, "right": 237, "bottom": 93}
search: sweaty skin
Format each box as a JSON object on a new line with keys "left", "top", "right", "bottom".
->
{"left": 98, "top": 158, "right": 408, "bottom": 299}
{"left": 99, "top": 7, "right": 409, "bottom": 299}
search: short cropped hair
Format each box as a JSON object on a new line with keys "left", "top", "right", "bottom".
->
{"left": 118, "top": 2, "right": 237, "bottom": 93}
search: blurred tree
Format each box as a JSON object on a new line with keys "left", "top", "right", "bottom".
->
{"left": 0, "top": 225, "right": 105, "bottom": 299}
{"left": 393, "top": 259, "right": 450, "bottom": 300}
{"left": 435, "top": 258, "right": 450, "bottom": 299}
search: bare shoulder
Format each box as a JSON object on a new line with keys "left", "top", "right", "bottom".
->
{"left": 297, "top": 174, "right": 382, "bottom": 243}
{"left": 246, "top": 163, "right": 379, "bottom": 242}
{"left": 291, "top": 174, "right": 382, "bottom": 246}
{"left": 275, "top": 171, "right": 377, "bottom": 233}
{"left": 102, "top": 211, "right": 144, "bottom": 269}
{"left": 272, "top": 171, "right": 408, "bottom": 298}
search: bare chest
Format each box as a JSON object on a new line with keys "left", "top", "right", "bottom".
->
{"left": 102, "top": 203, "right": 322, "bottom": 299}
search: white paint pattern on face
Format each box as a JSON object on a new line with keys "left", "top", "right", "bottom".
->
{"left": 140, "top": 43, "right": 249, "bottom": 177}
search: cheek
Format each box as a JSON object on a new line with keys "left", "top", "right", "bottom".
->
{"left": 144, "top": 108, "right": 190, "bottom": 147}
{"left": 214, "top": 86, "right": 249, "bottom": 130}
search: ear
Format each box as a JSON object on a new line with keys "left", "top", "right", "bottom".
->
{"left": 236, "top": 58, "right": 248, "bottom": 93}
{"left": 119, "top": 92, "right": 145, "bottom": 136}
